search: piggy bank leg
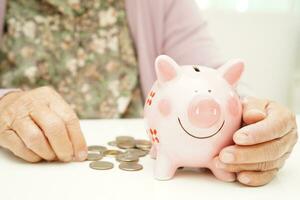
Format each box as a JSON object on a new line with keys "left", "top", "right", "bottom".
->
{"left": 208, "top": 159, "right": 236, "bottom": 182}
{"left": 149, "top": 146, "right": 157, "bottom": 159}
{"left": 154, "top": 153, "right": 177, "bottom": 180}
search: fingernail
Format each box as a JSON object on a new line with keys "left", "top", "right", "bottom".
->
{"left": 77, "top": 150, "right": 87, "bottom": 161}
{"left": 61, "top": 155, "right": 73, "bottom": 162}
{"left": 215, "top": 160, "right": 226, "bottom": 169}
{"left": 220, "top": 152, "right": 235, "bottom": 163}
{"left": 225, "top": 174, "right": 236, "bottom": 182}
{"left": 239, "top": 175, "right": 250, "bottom": 184}
{"left": 234, "top": 133, "right": 249, "bottom": 144}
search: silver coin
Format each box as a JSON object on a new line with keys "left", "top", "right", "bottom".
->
{"left": 116, "top": 136, "right": 134, "bottom": 142}
{"left": 135, "top": 140, "right": 152, "bottom": 150}
{"left": 119, "top": 162, "right": 143, "bottom": 171}
{"left": 87, "top": 153, "right": 103, "bottom": 161}
{"left": 117, "top": 140, "right": 135, "bottom": 149}
{"left": 116, "top": 153, "right": 139, "bottom": 162}
{"left": 88, "top": 145, "right": 107, "bottom": 153}
{"left": 125, "top": 149, "right": 148, "bottom": 157}
{"left": 103, "top": 149, "right": 122, "bottom": 157}
{"left": 89, "top": 161, "right": 114, "bottom": 170}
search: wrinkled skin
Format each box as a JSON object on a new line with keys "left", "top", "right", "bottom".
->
{"left": 0, "top": 86, "right": 87, "bottom": 162}
{"left": 215, "top": 97, "right": 298, "bottom": 186}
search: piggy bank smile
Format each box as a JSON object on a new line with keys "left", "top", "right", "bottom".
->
{"left": 178, "top": 117, "right": 225, "bottom": 139}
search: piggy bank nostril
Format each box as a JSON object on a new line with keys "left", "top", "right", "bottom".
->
{"left": 188, "top": 99, "right": 221, "bottom": 128}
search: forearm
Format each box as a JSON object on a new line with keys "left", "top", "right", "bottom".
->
{"left": 161, "top": 0, "right": 224, "bottom": 68}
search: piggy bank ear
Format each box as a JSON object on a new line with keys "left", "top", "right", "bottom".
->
{"left": 155, "top": 55, "right": 180, "bottom": 83}
{"left": 218, "top": 59, "right": 244, "bottom": 87}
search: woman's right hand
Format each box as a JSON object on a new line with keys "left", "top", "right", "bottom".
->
{"left": 0, "top": 86, "right": 87, "bottom": 162}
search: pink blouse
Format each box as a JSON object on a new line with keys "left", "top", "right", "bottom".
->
{"left": 0, "top": 0, "right": 223, "bottom": 98}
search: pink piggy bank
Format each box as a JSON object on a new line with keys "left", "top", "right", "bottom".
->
{"left": 144, "top": 55, "right": 244, "bottom": 182}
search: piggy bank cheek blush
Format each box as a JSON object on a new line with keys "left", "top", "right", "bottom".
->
{"left": 158, "top": 99, "right": 171, "bottom": 116}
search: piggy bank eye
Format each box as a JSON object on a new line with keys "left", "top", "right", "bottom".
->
{"left": 193, "top": 66, "right": 200, "bottom": 72}
{"left": 208, "top": 89, "right": 212, "bottom": 93}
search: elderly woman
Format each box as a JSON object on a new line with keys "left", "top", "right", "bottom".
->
{"left": 0, "top": 0, "right": 297, "bottom": 186}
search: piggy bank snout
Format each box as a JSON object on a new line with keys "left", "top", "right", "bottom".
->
{"left": 188, "top": 98, "right": 221, "bottom": 128}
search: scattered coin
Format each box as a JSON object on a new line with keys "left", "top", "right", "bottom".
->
{"left": 88, "top": 145, "right": 107, "bottom": 153}
{"left": 103, "top": 149, "right": 122, "bottom": 157}
{"left": 117, "top": 140, "right": 135, "bottom": 149}
{"left": 87, "top": 136, "right": 151, "bottom": 172}
{"left": 116, "top": 136, "right": 134, "bottom": 142}
{"left": 116, "top": 153, "right": 139, "bottom": 162}
{"left": 89, "top": 161, "right": 114, "bottom": 170}
{"left": 87, "top": 153, "right": 103, "bottom": 161}
{"left": 125, "top": 149, "right": 148, "bottom": 157}
{"left": 119, "top": 162, "right": 143, "bottom": 171}
{"left": 135, "top": 140, "right": 152, "bottom": 151}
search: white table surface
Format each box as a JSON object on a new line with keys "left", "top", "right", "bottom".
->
{"left": 1, "top": 117, "right": 300, "bottom": 200}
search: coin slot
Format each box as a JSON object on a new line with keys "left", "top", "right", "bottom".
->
{"left": 193, "top": 67, "right": 200, "bottom": 72}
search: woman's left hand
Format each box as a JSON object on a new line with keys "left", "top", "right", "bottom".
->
{"left": 215, "top": 97, "right": 298, "bottom": 186}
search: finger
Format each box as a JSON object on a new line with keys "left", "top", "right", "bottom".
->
{"left": 237, "top": 169, "right": 278, "bottom": 186}
{"left": 45, "top": 88, "right": 87, "bottom": 161}
{"left": 233, "top": 101, "right": 296, "bottom": 145}
{"left": 242, "top": 97, "right": 267, "bottom": 124}
{"left": 30, "top": 105, "right": 74, "bottom": 162}
{"left": 215, "top": 152, "right": 290, "bottom": 172}
{"left": 0, "top": 129, "right": 41, "bottom": 162}
{"left": 220, "top": 131, "right": 296, "bottom": 164}
{"left": 12, "top": 118, "right": 56, "bottom": 161}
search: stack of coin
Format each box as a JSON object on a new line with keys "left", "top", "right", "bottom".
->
{"left": 135, "top": 140, "right": 152, "bottom": 151}
{"left": 116, "top": 136, "right": 135, "bottom": 149}
{"left": 87, "top": 136, "right": 152, "bottom": 172}
{"left": 87, "top": 145, "right": 107, "bottom": 161}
